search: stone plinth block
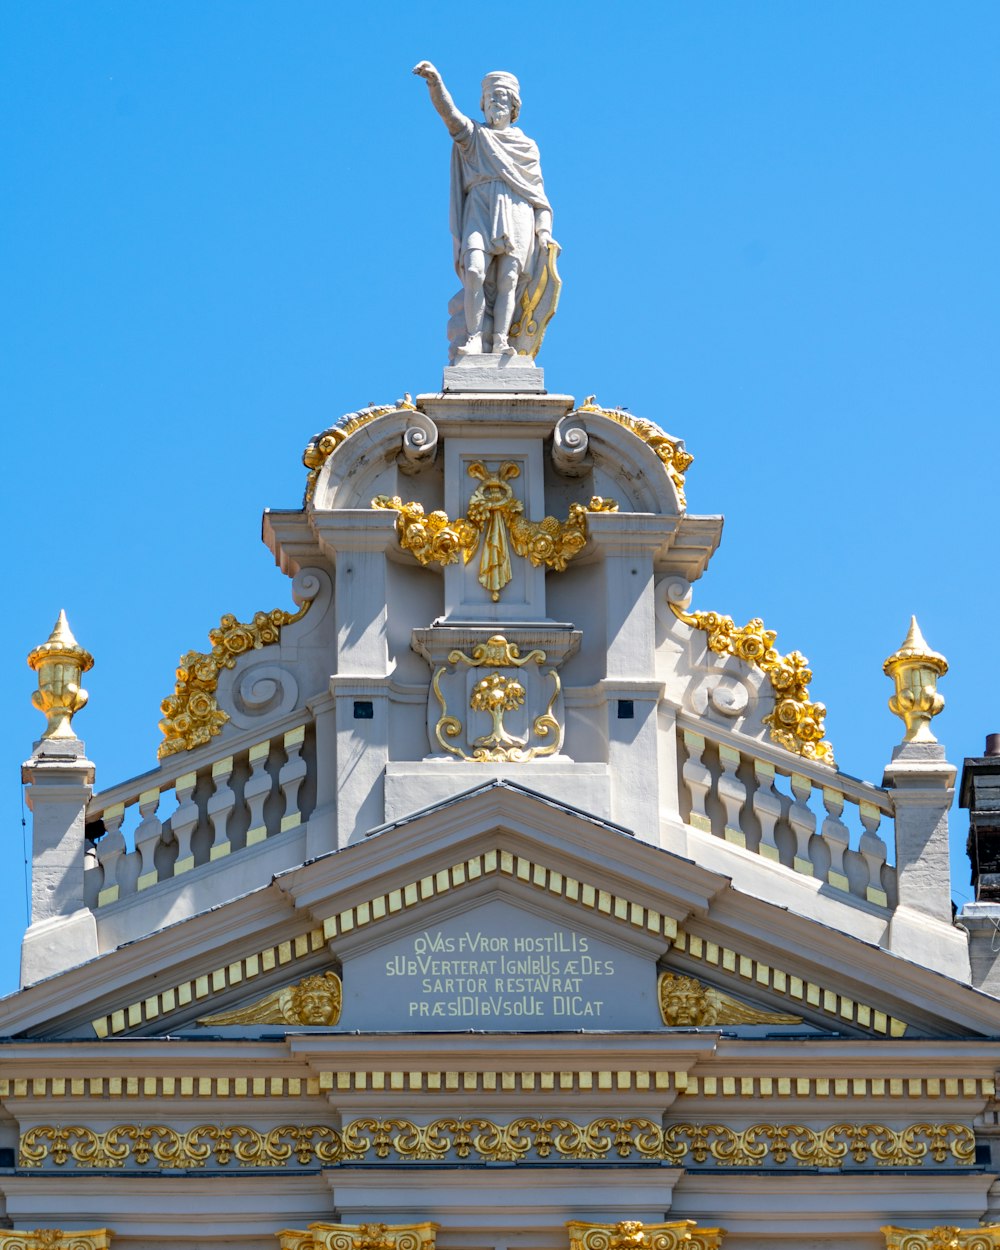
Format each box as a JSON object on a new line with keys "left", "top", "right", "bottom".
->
{"left": 443, "top": 353, "right": 545, "bottom": 393}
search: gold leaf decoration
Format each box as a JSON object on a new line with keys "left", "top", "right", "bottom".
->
{"left": 278, "top": 1223, "right": 439, "bottom": 1250}
{"left": 578, "top": 396, "right": 694, "bottom": 508}
{"left": 198, "top": 971, "right": 341, "bottom": 1027}
{"left": 157, "top": 601, "right": 310, "bottom": 759}
{"left": 302, "top": 397, "right": 416, "bottom": 504}
{"left": 433, "top": 635, "right": 562, "bottom": 763}
{"left": 567, "top": 1219, "right": 724, "bottom": 1250}
{"left": 658, "top": 971, "right": 802, "bottom": 1027}
{"left": 0, "top": 1236, "right": 113, "bottom": 1250}
{"left": 20, "top": 1119, "right": 975, "bottom": 1170}
{"left": 670, "top": 602, "right": 834, "bottom": 765}
{"left": 374, "top": 461, "right": 616, "bottom": 601}
{"left": 882, "top": 1229, "right": 1000, "bottom": 1250}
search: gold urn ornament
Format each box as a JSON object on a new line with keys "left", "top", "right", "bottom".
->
{"left": 883, "top": 616, "right": 948, "bottom": 744}
{"left": 26, "top": 611, "right": 94, "bottom": 740}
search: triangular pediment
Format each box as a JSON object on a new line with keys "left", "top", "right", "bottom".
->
{"left": 2, "top": 780, "right": 998, "bottom": 1043}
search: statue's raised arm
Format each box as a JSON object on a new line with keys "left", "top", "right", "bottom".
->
{"left": 412, "top": 61, "right": 470, "bottom": 139}
{"left": 413, "top": 63, "right": 561, "bottom": 362}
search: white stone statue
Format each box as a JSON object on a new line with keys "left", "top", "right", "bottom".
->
{"left": 413, "top": 62, "right": 559, "bottom": 361}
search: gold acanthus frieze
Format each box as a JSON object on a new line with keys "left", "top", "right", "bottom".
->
{"left": 882, "top": 1229, "right": 1000, "bottom": 1250}
{"left": 198, "top": 970, "right": 341, "bottom": 1026}
{"left": 302, "top": 396, "right": 416, "bottom": 504}
{"left": 658, "top": 971, "right": 802, "bottom": 1027}
{"left": 373, "top": 461, "right": 617, "bottom": 601}
{"left": 279, "top": 1223, "right": 439, "bottom": 1250}
{"left": 669, "top": 601, "right": 834, "bottom": 765}
{"left": 19, "top": 1119, "right": 975, "bottom": 1170}
{"left": 0, "top": 1235, "right": 113, "bottom": 1250}
{"left": 567, "top": 1220, "right": 724, "bottom": 1250}
{"left": 157, "top": 599, "right": 311, "bottom": 759}
{"left": 578, "top": 396, "right": 694, "bottom": 508}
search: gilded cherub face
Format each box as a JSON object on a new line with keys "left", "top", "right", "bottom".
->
{"left": 290, "top": 973, "right": 340, "bottom": 1025}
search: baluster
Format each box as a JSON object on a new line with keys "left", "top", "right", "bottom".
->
{"left": 208, "top": 756, "right": 236, "bottom": 861}
{"left": 96, "top": 803, "right": 126, "bottom": 906}
{"left": 753, "top": 760, "right": 782, "bottom": 863}
{"left": 171, "top": 772, "right": 199, "bottom": 875}
{"left": 681, "top": 731, "right": 712, "bottom": 834}
{"left": 859, "top": 801, "right": 889, "bottom": 907}
{"left": 279, "top": 726, "right": 307, "bottom": 833}
{"left": 717, "top": 744, "right": 748, "bottom": 848}
{"left": 788, "top": 773, "right": 816, "bottom": 877}
{"left": 244, "top": 741, "right": 273, "bottom": 846}
{"left": 821, "top": 787, "right": 850, "bottom": 893}
{"left": 135, "top": 789, "right": 163, "bottom": 891}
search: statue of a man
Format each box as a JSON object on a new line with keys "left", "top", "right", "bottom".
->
{"left": 413, "top": 62, "right": 557, "bottom": 359}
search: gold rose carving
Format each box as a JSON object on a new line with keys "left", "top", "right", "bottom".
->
{"left": 374, "top": 462, "right": 617, "bottom": 601}
{"left": 882, "top": 1229, "right": 1000, "bottom": 1250}
{"left": 278, "top": 1224, "right": 439, "bottom": 1250}
{"left": 433, "top": 635, "right": 562, "bottom": 763}
{"left": 21, "top": 1119, "right": 975, "bottom": 1170}
{"left": 579, "top": 396, "right": 694, "bottom": 508}
{"left": 26, "top": 611, "right": 94, "bottom": 740}
{"left": 567, "top": 1219, "right": 725, "bottom": 1250}
{"left": 657, "top": 971, "right": 802, "bottom": 1027}
{"left": 158, "top": 600, "right": 311, "bottom": 759}
{"left": 197, "top": 970, "right": 341, "bottom": 1027}
{"left": 670, "top": 602, "right": 834, "bottom": 765}
{"left": 302, "top": 397, "right": 416, "bottom": 504}
{"left": 0, "top": 1235, "right": 113, "bottom": 1250}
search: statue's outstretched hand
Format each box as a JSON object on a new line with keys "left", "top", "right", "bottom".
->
{"left": 412, "top": 61, "right": 440, "bottom": 85}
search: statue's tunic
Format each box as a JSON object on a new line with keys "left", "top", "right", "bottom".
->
{"left": 449, "top": 119, "right": 551, "bottom": 274}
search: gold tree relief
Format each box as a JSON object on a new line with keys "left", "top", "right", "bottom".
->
{"left": 432, "top": 635, "right": 563, "bottom": 763}
{"left": 470, "top": 672, "right": 527, "bottom": 750}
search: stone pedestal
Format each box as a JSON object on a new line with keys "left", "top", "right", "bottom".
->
{"left": 883, "top": 741, "right": 970, "bottom": 978}
{"left": 443, "top": 353, "right": 544, "bottom": 393}
{"left": 20, "top": 737, "right": 98, "bottom": 986}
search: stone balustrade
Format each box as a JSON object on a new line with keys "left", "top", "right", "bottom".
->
{"left": 677, "top": 718, "right": 896, "bottom": 910}
{"left": 84, "top": 723, "right": 312, "bottom": 909}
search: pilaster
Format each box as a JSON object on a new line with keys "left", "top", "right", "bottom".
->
{"left": 20, "top": 738, "right": 98, "bottom": 986}
{"left": 883, "top": 742, "right": 969, "bottom": 978}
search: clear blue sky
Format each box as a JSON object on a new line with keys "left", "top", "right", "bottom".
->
{"left": 2, "top": 2, "right": 998, "bottom": 997}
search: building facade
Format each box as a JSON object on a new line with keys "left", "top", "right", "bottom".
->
{"left": 4, "top": 359, "right": 1000, "bottom": 1250}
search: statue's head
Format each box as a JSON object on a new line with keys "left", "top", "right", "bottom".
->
{"left": 481, "top": 70, "right": 520, "bottom": 126}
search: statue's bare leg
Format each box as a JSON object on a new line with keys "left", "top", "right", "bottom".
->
{"left": 491, "top": 255, "right": 520, "bottom": 355}
{"left": 458, "top": 248, "right": 487, "bottom": 354}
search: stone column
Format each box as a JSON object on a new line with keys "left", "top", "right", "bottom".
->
{"left": 21, "top": 612, "right": 100, "bottom": 985}
{"left": 588, "top": 515, "right": 673, "bottom": 846}
{"left": 312, "top": 510, "right": 397, "bottom": 846}
{"left": 20, "top": 738, "right": 99, "bottom": 985}
{"left": 305, "top": 688, "right": 338, "bottom": 859}
{"left": 882, "top": 619, "right": 969, "bottom": 978}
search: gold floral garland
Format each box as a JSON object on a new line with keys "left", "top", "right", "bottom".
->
{"left": 670, "top": 602, "right": 834, "bottom": 765}
{"left": 578, "top": 397, "right": 693, "bottom": 507}
{"left": 158, "top": 602, "right": 310, "bottom": 758}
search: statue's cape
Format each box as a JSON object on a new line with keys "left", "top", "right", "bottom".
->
{"left": 449, "top": 122, "right": 551, "bottom": 266}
